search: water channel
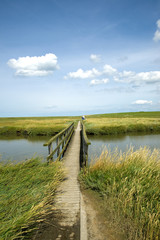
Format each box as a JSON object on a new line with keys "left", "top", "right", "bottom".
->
{"left": 0, "top": 136, "right": 50, "bottom": 163}
{"left": 88, "top": 133, "right": 160, "bottom": 163}
{"left": 0, "top": 133, "right": 160, "bottom": 163}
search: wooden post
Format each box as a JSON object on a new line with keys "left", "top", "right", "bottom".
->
{"left": 43, "top": 122, "right": 75, "bottom": 162}
{"left": 48, "top": 143, "right": 53, "bottom": 161}
{"left": 62, "top": 132, "right": 65, "bottom": 157}
{"left": 80, "top": 121, "right": 90, "bottom": 167}
{"left": 56, "top": 137, "right": 60, "bottom": 157}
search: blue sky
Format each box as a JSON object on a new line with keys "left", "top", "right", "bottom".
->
{"left": 0, "top": 0, "right": 160, "bottom": 117}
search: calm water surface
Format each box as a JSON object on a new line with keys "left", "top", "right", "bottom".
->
{"left": 0, "top": 134, "right": 160, "bottom": 163}
{"left": 88, "top": 133, "right": 160, "bottom": 163}
{"left": 0, "top": 136, "right": 53, "bottom": 163}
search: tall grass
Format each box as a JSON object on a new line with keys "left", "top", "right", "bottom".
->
{"left": 84, "top": 117, "right": 160, "bottom": 135}
{"left": 87, "top": 111, "right": 160, "bottom": 118}
{"left": 0, "top": 158, "right": 64, "bottom": 240}
{"left": 80, "top": 147, "right": 160, "bottom": 240}
{"left": 0, "top": 117, "right": 79, "bottom": 136}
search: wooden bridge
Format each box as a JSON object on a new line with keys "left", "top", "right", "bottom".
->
{"left": 34, "top": 121, "right": 90, "bottom": 240}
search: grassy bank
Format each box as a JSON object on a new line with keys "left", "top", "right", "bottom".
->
{"left": 0, "top": 117, "right": 79, "bottom": 136}
{"left": 0, "top": 158, "right": 64, "bottom": 240}
{"left": 1, "top": 112, "right": 160, "bottom": 137}
{"left": 80, "top": 147, "right": 160, "bottom": 240}
{"left": 84, "top": 111, "right": 160, "bottom": 135}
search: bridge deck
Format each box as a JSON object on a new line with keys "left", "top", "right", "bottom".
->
{"left": 54, "top": 121, "right": 81, "bottom": 239}
{"left": 33, "top": 121, "right": 85, "bottom": 240}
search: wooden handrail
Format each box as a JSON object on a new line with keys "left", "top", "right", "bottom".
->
{"left": 43, "top": 122, "right": 74, "bottom": 146}
{"left": 44, "top": 122, "right": 74, "bottom": 162}
{"left": 81, "top": 121, "right": 91, "bottom": 167}
{"left": 81, "top": 121, "right": 91, "bottom": 146}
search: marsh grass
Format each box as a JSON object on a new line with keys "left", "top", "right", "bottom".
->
{"left": 0, "top": 158, "right": 64, "bottom": 240}
{"left": 87, "top": 111, "right": 160, "bottom": 118}
{"left": 1, "top": 112, "right": 160, "bottom": 136}
{"left": 0, "top": 117, "right": 79, "bottom": 136}
{"left": 84, "top": 116, "right": 160, "bottom": 135}
{"left": 80, "top": 147, "right": 160, "bottom": 240}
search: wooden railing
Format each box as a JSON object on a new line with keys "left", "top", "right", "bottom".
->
{"left": 81, "top": 121, "right": 91, "bottom": 166}
{"left": 43, "top": 122, "right": 74, "bottom": 162}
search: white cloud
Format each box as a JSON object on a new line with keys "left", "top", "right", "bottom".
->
{"left": 90, "top": 54, "right": 101, "bottom": 63}
{"left": 90, "top": 78, "right": 109, "bottom": 85}
{"left": 65, "top": 59, "right": 160, "bottom": 87}
{"left": 8, "top": 53, "right": 59, "bottom": 76}
{"left": 132, "top": 100, "right": 152, "bottom": 105}
{"left": 157, "top": 19, "right": 160, "bottom": 29}
{"left": 103, "top": 64, "right": 117, "bottom": 75}
{"left": 114, "top": 71, "right": 160, "bottom": 84}
{"left": 153, "top": 30, "right": 160, "bottom": 42}
{"left": 65, "top": 64, "right": 117, "bottom": 80}
{"left": 153, "top": 19, "right": 160, "bottom": 42}
{"left": 65, "top": 68, "right": 101, "bottom": 79}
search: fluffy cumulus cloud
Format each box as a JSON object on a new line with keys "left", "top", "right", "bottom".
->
{"left": 114, "top": 70, "right": 160, "bottom": 84}
{"left": 153, "top": 19, "right": 160, "bottom": 42}
{"left": 65, "top": 68, "right": 101, "bottom": 79}
{"left": 8, "top": 53, "right": 59, "bottom": 76}
{"left": 65, "top": 64, "right": 117, "bottom": 80}
{"left": 132, "top": 100, "right": 153, "bottom": 105}
{"left": 90, "top": 54, "right": 101, "bottom": 63}
{"left": 65, "top": 57, "right": 160, "bottom": 87}
{"left": 103, "top": 64, "right": 117, "bottom": 75}
{"left": 90, "top": 78, "right": 109, "bottom": 85}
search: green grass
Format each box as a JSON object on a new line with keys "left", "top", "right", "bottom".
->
{"left": 84, "top": 111, "right": 160, "bottom": 135}
{"left": 0, "top": 158, "right": 64, "bottom": 240}
{"left": 80, "top": 147, "right": 160, "bottom": 240}
{"left": 1, "top": 111, "right": 160, "bottom": 136}
{"left": 87, "top": 111, "right": 160, "bottom": 118}
{"left": 0, "top": 116, "right": 79, "bottom": 136}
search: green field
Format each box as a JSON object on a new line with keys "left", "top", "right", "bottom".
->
{"left": 80, "top": 147, "right": 160, "bottom": 240}
{"left": 84, "top": 111, "right": 160, "bottom": 135}
{"left": 0, "top": 158, "right": 64, "bottom": 240}
{"left": 0, "top": 112, "right": 160, "bottom": 136}
{"left": 87, "top": 111, "right": 160, "bottom": 118}
{"left": 0, "top": 116, "right": 79, "bottom": 136}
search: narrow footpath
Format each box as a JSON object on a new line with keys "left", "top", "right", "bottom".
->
{"left": 33, "top": 121, "right": 83, "bottom": 240}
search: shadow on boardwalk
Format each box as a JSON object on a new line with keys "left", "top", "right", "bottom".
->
{"left": 32, "top": 210, "right": 80, "bottom": 240}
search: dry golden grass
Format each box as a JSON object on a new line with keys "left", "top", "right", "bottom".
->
{"left": 0, "top": 117, "right": 79, "bottom": 136}
{"left": 80, "top": 147, "right": 160, "bottom": 240}
{"left": 84, "top": 117, "right": 160, "bottom": 135}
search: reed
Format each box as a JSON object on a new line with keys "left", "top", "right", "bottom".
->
{"left": 80, "top": 147, "right": 160, "bottom": 240}
{"left": 0, "top": 158, "right": 64, "bottom": 240}
{"left": 84, "top": 116, "right": 160, "bottom": 135}
{"left": 0, "top": 117, "right": 79, "bottom": 136}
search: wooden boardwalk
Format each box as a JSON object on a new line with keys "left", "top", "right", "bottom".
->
{"left": 54, "top": 121, "right": 81, "bottom": 240}
{"left": 33, "top": 121, "right": 86, "bottom": 240}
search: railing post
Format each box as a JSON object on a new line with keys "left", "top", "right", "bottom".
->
{"left": 81, "top": 121, "right": 91, "bottom": 167}
{"left": 44, "top": 122, "right": 75, "bottom": 162}
{"left": 56, "top": 137, "right": 60, "bottom": 157}
{"left": 48, "top": 143, "right": 53, "bottom": 162}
